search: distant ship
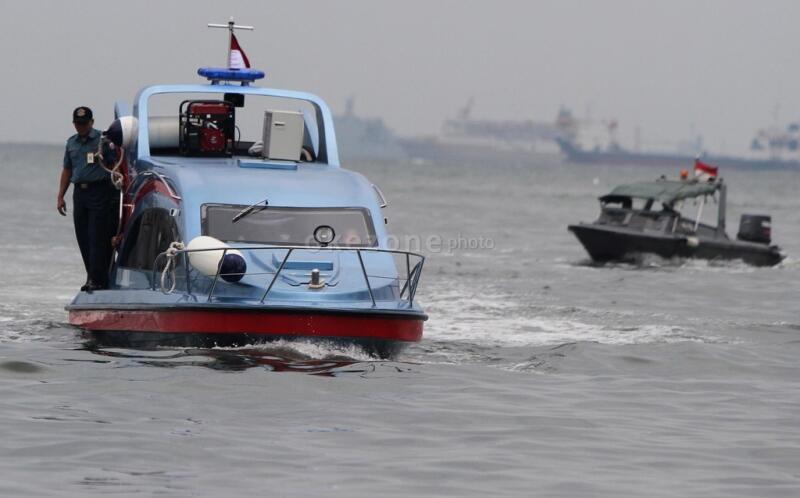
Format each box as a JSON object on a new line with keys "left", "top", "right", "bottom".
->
{"left": 333, "top": 97, "right": 408, "bottom": 163}
{"left": 398, "top": 98, "right": 562, "bottom": 165}
{"left": 555, "top": 108, "right": 800, "bottom": 170}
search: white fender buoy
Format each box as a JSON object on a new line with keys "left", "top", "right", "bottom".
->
{"left": 186, "top": 236, "right": 246, "bottom": 283}
{"left": 105, "top": 116, "right": 139, "bottom": 148}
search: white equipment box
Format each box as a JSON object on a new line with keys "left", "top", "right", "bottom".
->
{"left": 262, "top": 110, "right": 305, "bottom": 161}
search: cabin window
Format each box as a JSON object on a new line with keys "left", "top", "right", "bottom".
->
{"left": 119, "top": 208, "right": 179, "bottom": 270}
{"left": 201, "top": 205, "right": 377, "bottom": 247}
{"left": 675, "top": 219, "right": 719, "bottom": 238}
{"left": 642, "top": 215, "right": 668, "bottom": 232}
{"left": 598, "top": 208, "right": 630, "bottom": 225}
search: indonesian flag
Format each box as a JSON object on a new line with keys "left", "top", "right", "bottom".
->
{"left": 694, "top": 158, "right": 718, "bottom": 181}
{"left": 228, "top": 33, "right": 251, "bottom": 69}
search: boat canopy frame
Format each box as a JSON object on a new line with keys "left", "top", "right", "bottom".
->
{"left": 600, "top": 178, "right": 728, "bottom": 238}
{"left": 129, "top": 84, "right": 340, "bottom": 166}
{"left": 600, "top": 179, "right": 721, "bottom": 206}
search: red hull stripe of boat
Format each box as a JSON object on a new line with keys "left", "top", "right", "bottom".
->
{"left": 69, "top": 309, "right": 423, "bottom": 342}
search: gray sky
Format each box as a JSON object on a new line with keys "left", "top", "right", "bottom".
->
{"left": 1, "top": 0, "right": 799, "bottom": 154}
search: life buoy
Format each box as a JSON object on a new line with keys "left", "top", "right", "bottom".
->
{"left": 186, "top": 236, "right": 247, "bottom": 283}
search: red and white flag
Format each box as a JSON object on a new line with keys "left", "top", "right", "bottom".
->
{"left": 228, "top": 33, "right": 251, "bottom": 69}
{"left": 694, "top": 158, "right": 718, "bottom": 181}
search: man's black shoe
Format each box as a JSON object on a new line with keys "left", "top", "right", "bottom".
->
{"left": 85, "top": 283, "right": 106, "bottom": 293}
{"left": 80, "top": 279, "right": 92, "bottom": 292}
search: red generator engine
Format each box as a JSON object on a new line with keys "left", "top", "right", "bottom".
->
{"left": 179, "top": 100, "right": 235, "bottom": 156}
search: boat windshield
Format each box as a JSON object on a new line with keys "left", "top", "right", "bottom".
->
{"left": 201, "top": 204, "right": 378, "bottom": 247}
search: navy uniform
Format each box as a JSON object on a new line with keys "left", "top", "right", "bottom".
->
{"left": 60, "top": 107, "right": 119, "bottom": 291}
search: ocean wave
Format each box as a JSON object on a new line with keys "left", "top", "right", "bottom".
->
{"left": 212, "top": 339, "right": 376, "bottom": 362}
{"left": 422, "top": 285, "right": 724, "bottom": 349}
{"left": 425, "top": 316, "right": 720, "bottom": 348}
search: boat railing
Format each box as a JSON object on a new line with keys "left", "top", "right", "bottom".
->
{"left": 153, "top": 245, "right": 425, "bottom": 308}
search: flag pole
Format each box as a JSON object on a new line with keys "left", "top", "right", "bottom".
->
{"left": 227, "top": 18, "right": 233, "bottom": 68}
{"left": 207, "top": 17, "right": 255, "bottom": 68}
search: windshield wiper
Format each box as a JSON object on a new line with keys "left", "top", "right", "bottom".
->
{"left": 232, "top": 197, "right": 269, "bottom": 224}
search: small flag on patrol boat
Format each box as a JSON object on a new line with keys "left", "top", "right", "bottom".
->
{"left": 694, "top": 158, "right": 718, "bottom": 181}
{"left": 228, "top": 33, "right": 251, "bottom": 69}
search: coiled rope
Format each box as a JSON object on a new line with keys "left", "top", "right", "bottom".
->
{"left": 95, "top": 139, "right": 126, "bottom": 189}
{"left": 160, "top": 242, "right": 185, "bottom": 294}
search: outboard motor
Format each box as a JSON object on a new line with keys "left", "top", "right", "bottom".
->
{"left": 737, "top": 214, "right": 772, "bottom": 244}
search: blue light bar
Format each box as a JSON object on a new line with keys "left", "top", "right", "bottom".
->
{"left": 197, "top": 67, "right": 265, "bottom": 84}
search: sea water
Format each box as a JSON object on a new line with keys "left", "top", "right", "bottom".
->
{"left": 1, "top": 143, "right": 799, "bottom": 497}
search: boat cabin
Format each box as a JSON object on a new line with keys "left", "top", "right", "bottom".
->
{"left": 595, "top": 178, "right": 727, "bottom": 239}
{"left": 109, "top": 68, "right": 393, "bottom": 293}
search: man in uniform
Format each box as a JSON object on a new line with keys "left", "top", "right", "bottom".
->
{"left": 56, "top": 107, "right": 119, "bottom": 291}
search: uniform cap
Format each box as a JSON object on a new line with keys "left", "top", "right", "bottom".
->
{"left": 72, "top": 106, "right": 93, "bottom": 124}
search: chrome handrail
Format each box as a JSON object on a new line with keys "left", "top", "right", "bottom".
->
{"left": 399, "top": 260, "right": 423, "bottom": 305}
{"left": 183, "top": 251, "right": 192, "bottom": 297}
{"left": 139, "top": 170, "right": 182, "bottom": 200}
{"left": 259, "top": 248, "right": 294, "bottom": 303}
{"left": 158, "top": 244, "right": 425, "bottom": 307}
{"left": 206, "top": 248, "right": 228, "bottom": 302}
{"left": 356, "top": 250, "right": 376, "bottom": 307}
{"left": 371, "top": 184, "right": 388, "bottom": 208}
{"left": 173, "top": 244, "right": 424, "bottom": 259}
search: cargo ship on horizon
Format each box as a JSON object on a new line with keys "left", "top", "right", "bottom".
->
{"left": 555, "top": 108, "right": 800, "bottom": 170}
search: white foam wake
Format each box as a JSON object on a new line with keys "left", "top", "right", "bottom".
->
{"left": 425, "top": 316, "right": 716, "bottom": 347}
{"left": 421, "top": 283, "right": 724, "bottom": 348}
